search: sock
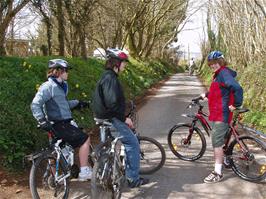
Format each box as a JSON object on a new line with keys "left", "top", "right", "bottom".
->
{"left": 80, "top": 166, "right": 90, "bottom": 173}
{"left": 214, "top": 163, "right": 222, "bottom": 175}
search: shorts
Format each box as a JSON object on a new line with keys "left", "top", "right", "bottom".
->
{"left": 211, "top": 121, "right": 229, "bottom": 148}
{"left": 53, "top": 121, "right": 88, "bottom": 148}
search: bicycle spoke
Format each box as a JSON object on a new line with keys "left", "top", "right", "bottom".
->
{"left": 139, "top": 136, "right": 165, "bottom": 174}
{"left": 30, "top": 156, "right": 69, "bottom": 199}
{"left": 230, "top": 136, "right": 266, "bottom": 181}
{"left": 168, "top": 125, "right": 206, "bottom": 161}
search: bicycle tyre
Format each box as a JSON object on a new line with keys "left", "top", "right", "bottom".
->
{"left": 138, "top": 136, "right": 166, "bottom": 175}
{"left": 91, "top": 153, "right": 115, "bottom": 199}
{"left": 29, "top": 153, "right": 69, "bottom": 199}
{"left": 167, "top": 124, "right": 206, "bottom": 161}
{"left": 227, "top": 135, "right": 266, "bottom": 182}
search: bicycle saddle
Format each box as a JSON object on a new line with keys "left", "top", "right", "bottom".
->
{"left": 236, "top": 108, "right": 249, "bottom": 114}
{"left": 94, "top": 118, "right": 112, "bottom": 126}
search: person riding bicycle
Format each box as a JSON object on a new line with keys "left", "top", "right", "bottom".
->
{"left": 31, "top": 59, "right": 92, "bottom": 181}
{"left": 92, "top": 48, "right": 149, "bottom": 188}
{"left": 189, "top": 57, "right": 196, "bottom": 75}
{"left": 201, "top": 50, "right": 243, "bottom": 183}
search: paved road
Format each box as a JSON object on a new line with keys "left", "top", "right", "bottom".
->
{"left": 121, "top": 73, "right": 266, "bottom": 199}
{"left": 65, "top": 73, "right": 266, "bottom": 199}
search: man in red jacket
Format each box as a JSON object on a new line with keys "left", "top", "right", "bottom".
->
{"left": 201, "top": 51, "right": 243, "bottom": 183}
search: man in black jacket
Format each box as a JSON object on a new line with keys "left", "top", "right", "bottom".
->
{"left": 92, "top": 48, "right": 149, "bottom": 188}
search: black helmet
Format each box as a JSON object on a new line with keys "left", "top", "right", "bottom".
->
{"left": 106, "top": 48, "right": 129, "bottom": 62}
{"left": 48, "top": 59, "right": 70, "bottom": 69}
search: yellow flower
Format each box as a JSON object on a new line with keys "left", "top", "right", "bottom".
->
{"left": 28, "top": 64, "right": 32, "bottom": 68}
{"left": 75, "top": 84, "right": 79, "bottom": 88}
{"left": 82, "top": 92, "right": 87, "bottom": 97}
{"left": 36, "top": 84, "right": 40, "bottom": 90}
{"left": 23, "top": 62, "right": 27, "bottom": 67}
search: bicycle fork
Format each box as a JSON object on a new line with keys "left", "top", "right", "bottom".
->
{"left": 183, "top": 127, "right": 194, "bottom": 145}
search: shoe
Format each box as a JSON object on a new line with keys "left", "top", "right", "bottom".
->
{"left": 223, "top": 156, "right": 232, "bottom": 169}
{"left": 128, "top": 177, "right": 149, "bottom": 188}
{"left": 78, "top": 168, "right": 92, "bottom": 181}
{"left": 204, "top": 171, "right": 223, "bottom": 183}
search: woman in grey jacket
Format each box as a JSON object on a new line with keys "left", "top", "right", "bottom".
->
{"left": 31, "top": 59, "right": 92, "bottom": 181}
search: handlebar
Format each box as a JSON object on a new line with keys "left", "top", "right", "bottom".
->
{"left": 126, "top": 100, "right": 136, "bottom": 118}
{"left": 192, "top": 96, "right": 204, "bottom": 103}
{"left": 186, "top": 96, "right": 204, "bottom": 109}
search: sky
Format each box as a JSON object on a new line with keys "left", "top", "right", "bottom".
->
{"left": 176, "top": 0, "right": 208, "bottom": 59}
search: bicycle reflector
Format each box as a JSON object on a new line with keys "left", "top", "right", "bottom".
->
{"left": 260, "top": 165, "right": 266, "bottom": 174}
{"left": 238, "top": 114, "right": 243, "bottom": 121}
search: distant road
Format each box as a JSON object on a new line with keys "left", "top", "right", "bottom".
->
{"left": 122, "top": 73, "right": 266, "bottom": 199}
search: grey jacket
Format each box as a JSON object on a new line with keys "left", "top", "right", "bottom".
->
{"left": 31, "top": 78, "right": 79, "bottom": 122}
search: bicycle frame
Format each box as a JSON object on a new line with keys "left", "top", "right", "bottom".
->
{"left": 224, "top": 113, "right": 251, "bottom": 159}
{"left": 183, "top": 101, "right": 211, "bottom": 137}
{"left": 53, "top": 140, "right": 71, "bottom": 183}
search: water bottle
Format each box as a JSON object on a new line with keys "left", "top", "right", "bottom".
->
{"left": 100, "top": 126, "right": 106, "bottom": 142}
{"left": 61, "top": 145, "right": 74, "bottom": 166}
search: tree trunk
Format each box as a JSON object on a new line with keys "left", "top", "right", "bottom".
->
{"left": 55, "top": 0, "right": 65, "bottom": 56}
{"left": 0, "top": 28, "right": 7, "bottom": 56}
{"left": 44, "top": 17, "right": 52, "bottom": 56}
{"left": 80, "top": 27, "right": 87, "bottom": 60}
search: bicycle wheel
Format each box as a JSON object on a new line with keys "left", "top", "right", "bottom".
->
{"left": 227, "top": 135, "right": 266, "bottom": 182}
{"left": 138, "top": 136, "right": 166, "bottom": 175}
{"left": 29, "top": 153, "right": 69, "bottom": 199}
{"left": 167, "top": 124, "right": 206, "bottom": 161}
{"left": 91, "top": 153, "right": 114, "bottom": 199}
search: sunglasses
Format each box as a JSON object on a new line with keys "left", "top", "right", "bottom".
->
{"left": 61, "top": 68, "right": 68, "bottom": 73}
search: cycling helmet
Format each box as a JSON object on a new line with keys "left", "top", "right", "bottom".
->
{"left": 106, "top": 48, "right": 129, "bottom": 62}
{"left": 207, "top": 51, "right": 224, "bottom": 61}
{"left": 48, "top": 59, "right": 70, "bottom": 69}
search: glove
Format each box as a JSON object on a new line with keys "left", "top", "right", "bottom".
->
{"left": 75, "top": 100, "right": 90, "bottom": 109}
{"left": 38, "top": 119, "right": 53, "bottom": 131}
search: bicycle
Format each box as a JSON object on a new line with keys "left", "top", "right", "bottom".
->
{"left": 91, "top": 101, "right": 166, "bottom": 199}
{"left": 167, "top": 97, "right": 266, "bottom": 182}
{"left": 27, "top": 125, "right": 94, "bottom": 199}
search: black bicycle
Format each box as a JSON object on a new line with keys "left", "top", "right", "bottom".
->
{"left": 91, "top": 101, "right": 166, "bottom": 199}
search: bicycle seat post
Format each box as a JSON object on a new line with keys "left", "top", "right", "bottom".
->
{"left": 48, "top": 131, "right": 53, "bottom": 145}
{"left": 100, "top": 125, "right": 107, "bottom": 143}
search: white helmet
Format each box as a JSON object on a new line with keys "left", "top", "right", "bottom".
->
{"left": 48, "top": 59, "right": 70, "bottom": 69}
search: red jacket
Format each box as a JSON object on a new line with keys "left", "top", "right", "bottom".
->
{"left": 207, "top": 66, "right": 243, "bottom": 123}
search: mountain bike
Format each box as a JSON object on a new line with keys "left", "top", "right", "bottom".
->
{"left": 168, "top": 97, "right": 266, "bottom": 182}
{"left": 27, "top": 126, "right": 94, "bottom": 199}
{"left": 91, "top": 101, "right": 166, "bottom": 199}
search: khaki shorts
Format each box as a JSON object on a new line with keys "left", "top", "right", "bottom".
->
{"left": 211, "top": 122, "right": 229, "bottom": 147}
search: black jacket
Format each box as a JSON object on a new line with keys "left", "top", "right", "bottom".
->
{"left": 92, "top": 69, "right": 126, "bottom": 122}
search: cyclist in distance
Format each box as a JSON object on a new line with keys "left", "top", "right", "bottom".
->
{"left": 189, "top": 57, "right": 196, "bottom": 75}
{"left": 92, "top": 48, "right": 149, "bottom": 188}
{"left": 31, "top": 59, "right": 92, "bottom": 181}
{"left": 201, "top": 51, "right": 243, "bottom": 183}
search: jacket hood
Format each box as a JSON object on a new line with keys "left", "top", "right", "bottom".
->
{"left": 215, "top": 66, "right": 237, "bottom": 78}
{"left": 225, "top": 66, "right": 237, "bottom": 78}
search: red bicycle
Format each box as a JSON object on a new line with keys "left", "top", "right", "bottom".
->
{"left": 167, "top": 97, "right": 266, "bottom": 182}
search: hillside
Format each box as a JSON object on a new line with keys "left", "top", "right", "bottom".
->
{"left": 0, "top": 56, "right": 181, "bottom": 169}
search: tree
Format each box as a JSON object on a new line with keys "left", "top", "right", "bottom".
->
{"left": 0, "top": 0, "right": 31, "bottom": 56}
{"left": 31, "top": 0, "right": 53, "bottom": 55}
{"left": 64, "top": 0, "right": 98, "bottom": 59}
{"left": 54, "top": 0, "right": 65, "bottom": 56}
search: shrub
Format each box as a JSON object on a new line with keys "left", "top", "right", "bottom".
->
{"left": 0, "top": 56, "right": 177, "bottom": 169}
